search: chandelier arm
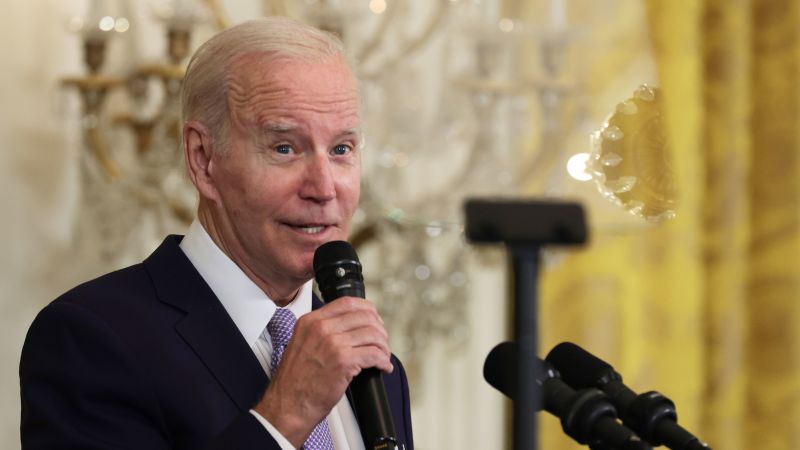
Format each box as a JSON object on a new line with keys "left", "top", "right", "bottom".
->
{"left": 165, "top": 196, "right": 195, "bottom": 224}
{"left": 202, "top": 0, "right": 230, "bottom": 30}
{"left": 512, "top": 86, "right": 580, "bottom": 191}
{"left": 361, "top": 122, "right": 484, "bottom": 224}
{"left": 361, "top": 0, "right": 449, "bottom": 80}
{"left": 119, "top": 174, "right": 165, "bottom": 210}
{"left": 85, "top": 127, "right": 122, "bottom": 182}
{"left": 403, "top": 127, "right": 492, "bottom": 218}
{"left": 354, "top": 0, "right": 401, "bottom": 67}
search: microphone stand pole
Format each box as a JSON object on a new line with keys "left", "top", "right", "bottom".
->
{"left": 510, "top": 244, "right": 542, "bottom": 450}
{"left": 464, "top": 199, "right": 587, "bottom": 450}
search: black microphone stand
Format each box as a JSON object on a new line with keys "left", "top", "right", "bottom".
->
{"left": 510, "top": 244, "right": 542, "bottom": 450}
{"left": 465, "top": 199, "right": 587, "bottom": 450}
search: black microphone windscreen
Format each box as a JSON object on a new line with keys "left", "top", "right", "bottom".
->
{"left": 314, "top": 240, "right": 364, "bottom": 302}
{"left": 483, "top": 342, "right": 517, "bottom": 399}
{"left": 484, "top": 342, "right": 555, "bottom": 402}
{"left": 546, "top": 342, "right": 616, "bottom": 388}
{"left": 313, "top": 240, "right": 360, "bottom": 273}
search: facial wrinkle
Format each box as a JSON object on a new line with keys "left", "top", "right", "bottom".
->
{"left": 250, "top": 89, "right": 358, "bottom": 114}
{"left": 229, "top": 87, "right": 358, "bottom": 135}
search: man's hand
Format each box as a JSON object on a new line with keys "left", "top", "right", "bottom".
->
{"left": 254, "top": 297, "right": 393, "bottom": 448}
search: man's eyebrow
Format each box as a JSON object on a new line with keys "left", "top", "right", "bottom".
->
{"left": 338, "top": 128, "right": 361, "bottom": 139}
{"left": 264, "top": 123, "right": 296, "bottom": 133}
{"left": 262, "top": 124, "right": 361, "bottom": 140}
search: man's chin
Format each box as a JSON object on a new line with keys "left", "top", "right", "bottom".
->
{"left": 289, "top": 253, "right": 316, "bottom": 280}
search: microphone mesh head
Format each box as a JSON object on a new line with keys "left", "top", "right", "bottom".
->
{"left": 483, "top": 342, "right": 556, "bottom": 402}
{"left": 314, "top": 240, "right": 364, "bottom": 302}
{"left": 545, "top": 342, "right": 616, "bottom": 389}
{"left": 313, "top": 240, "right": 360, "bottom": 273}
{"left": 483, "top": 342, "right": 517, "bottom": 399}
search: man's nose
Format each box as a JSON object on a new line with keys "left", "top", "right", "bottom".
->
{"left": 299, "top": 153, "right": 336, "bottom": 203}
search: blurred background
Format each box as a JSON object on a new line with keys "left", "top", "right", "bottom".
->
{"left": 2, "top": 0, "right": 799, "bottom": 449}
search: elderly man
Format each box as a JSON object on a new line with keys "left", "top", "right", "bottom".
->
{"left": 20, "top": 17, "right": 413, "bottom": 450}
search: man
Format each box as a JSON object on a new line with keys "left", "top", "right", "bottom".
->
{"left": 20, "top": 17, "right": 413, "bottom": 450}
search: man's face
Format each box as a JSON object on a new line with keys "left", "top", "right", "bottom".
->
{"left": 207, "top": 54, "right": 361, "bottom": 290}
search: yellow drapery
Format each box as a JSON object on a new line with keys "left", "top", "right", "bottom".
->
{"left": 526, "top": 1, "right": 800, "bottom": 449}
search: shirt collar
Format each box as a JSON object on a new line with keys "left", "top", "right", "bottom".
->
{"left": 179, "top": 219, "right": 312, "bottom": 347}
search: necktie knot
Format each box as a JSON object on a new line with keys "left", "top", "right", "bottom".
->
{"left": 267, "top": 308, "right": 296, "bottom": 348}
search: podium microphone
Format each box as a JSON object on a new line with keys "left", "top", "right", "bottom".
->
{"left": 546, "top": 342, "right": 712, "bottom": 450}
{"left": 484, "top": 342, "right": 651, "bottom": 450}
{"left": 314, "top": 241, "right": 398, "bottom": 450}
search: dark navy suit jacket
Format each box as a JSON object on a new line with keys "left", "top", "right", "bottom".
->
{"left": 20, "top": 235, "right": 413, "bottom": 449}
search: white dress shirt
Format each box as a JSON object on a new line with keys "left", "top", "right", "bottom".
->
{"left": 179, "top": 220, "right": 365, "bottom": 450}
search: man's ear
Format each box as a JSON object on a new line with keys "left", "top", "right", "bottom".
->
{"left": 183, "top": 121, "right": 220, "bottom": 202}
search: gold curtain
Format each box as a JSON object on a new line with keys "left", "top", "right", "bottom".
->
{"left": 530, "top": 1, "right": 800, "bottom": 449}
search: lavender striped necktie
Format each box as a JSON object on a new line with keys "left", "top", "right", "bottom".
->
{"left": 267, "top": 308, "right": 335, "bottom": 450}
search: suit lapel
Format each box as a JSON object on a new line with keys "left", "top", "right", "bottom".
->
{"left": 143, "top": 243, "right": 364, "bottom": 418}
{"left": 144, "top": 236, "right": 268, "bottom": 412}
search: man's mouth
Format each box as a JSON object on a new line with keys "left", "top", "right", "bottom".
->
{"left": 285, "top": 223, "right": 331, "bottom": 235}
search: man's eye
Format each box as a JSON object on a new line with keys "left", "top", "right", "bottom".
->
{"left": 332, "top": 145, "right": 351, "bottom": 156}
{"left": 274, "top": 145, "right": 293, "bottom": 155}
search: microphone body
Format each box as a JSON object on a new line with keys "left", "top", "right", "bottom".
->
{"left": 546, "top": 342, "right": 712, "bottom": 450}
{"left": 314, "top": 241, "right": 398, "bottom": 450}
{"left": 484, "top": 342, "right": 651, "bottom": 450}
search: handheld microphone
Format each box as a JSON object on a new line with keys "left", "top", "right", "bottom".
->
{"left": 484, "top": 342, "right": 652, "bottom": 450}
{"left": 546, "top": 342, "right": 712, "bottom": 450}
{"left": 314, "top": 240, "right": 398, "bottom": 450}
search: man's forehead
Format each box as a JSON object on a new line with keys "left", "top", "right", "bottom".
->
{"left": 231, "top": 52, "right": 358, "bottom": 89}
{"left": 225, "top": 52, "right": 362, "bottom": 136}
{"left": 228, "top": 56, "right": 359, "bottom": 109}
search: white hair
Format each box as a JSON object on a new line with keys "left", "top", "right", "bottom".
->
{"left": 181, "top": 17, "right": 350, "bottom": 148}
